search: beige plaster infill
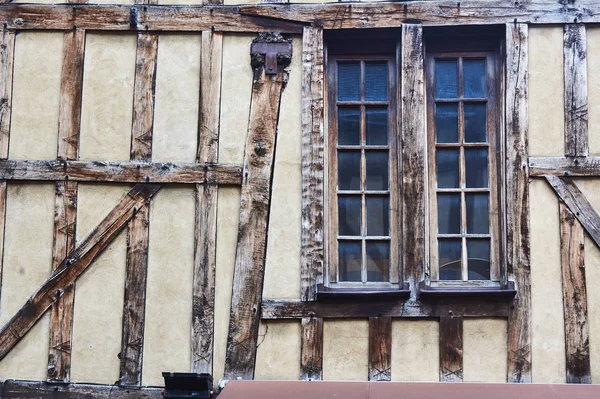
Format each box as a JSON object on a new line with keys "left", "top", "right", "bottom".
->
{"left": 255, "top": 321, "right": 301, "bottom": 380}
{"left": 391, "top": 320, "right": 439, "bottom": 382}
{"left": 323, "top": 320, "right": 368, "bottom": 381}
{"left": 463, "top": 318, "right": 507, "bottom": 382}
{"left": 586, "top": 27, "right": 600, "bottom": 156}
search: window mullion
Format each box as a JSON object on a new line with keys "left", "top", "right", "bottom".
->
{"left": 360, "top": 61, "right": 367, "bottom": 283}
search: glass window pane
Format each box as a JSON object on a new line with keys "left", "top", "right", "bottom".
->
{"left": 366, "top": 151, "right": 389, "bottom": 191}
{"left": 464, "top": 103, "right": 487, "bottom": 143}
{"left": 463, "top": 59, "right": 486, "bottom": 98}
{"left": 466, "top": 193, "right": 489, "bottom": 234}
{"left": 436, "top": 148, "right": 460, "bottom": 188}
{"left": 465, "top": 148, "right": 488, "bottom": 188}
{"left": 366, "top": 107, "right": 388, "bottom": 145}
{"left": 439, "top": 239, "right": 462, "bottom": 280}
{"left": 338, "top": 62, "right": 360, "bottom": 101}
{"left": 467, "top": 239, "right": 490, "bottom": 280}
{"left": 338, "top": 151, "right": 361, "bottom": 190}
{"left": 435, "top": 60, "right": 458, "bottom": 99}
{"left": 437, "top": 193, "right": 461, "bottom": 234}
{"left": 338, "top": 107, "right": 360, "bottom": 145}
{"left": 365, "top": 62, "right": 388, "bottom": 101}
{"left": 366, "top": 241, "right": 389, "bottom": 282}
{"left": 436, "top": 103, "right": 459, "bottom": 143}
{"left": 366, "top": 196, "right": 389, "bottom": 236}
{"left": 338, "top": 196, "right": 361, "bottom": 236}
{"left": 339, "top": 241, "right": 362, "bottom": 282}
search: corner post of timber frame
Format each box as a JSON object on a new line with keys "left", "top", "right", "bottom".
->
{"left": 224, "top": 32, "right": 292, "bottom": 380}
{"left": 505, "top": 22, "right": 532, "bottom": 383}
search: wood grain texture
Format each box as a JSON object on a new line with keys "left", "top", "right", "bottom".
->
{"left": 119, "top": 30, "right": 158, "bottom": 387}
{"left": 300, "top": 26, "right": 324, "bottom": 302}
{"left": 224, "top": 54, "right": 289, "bottom": 381}
{"left": 191, "top": 30, "right": 223, "bottom": 375}
{"left": 529, "top": 156, "right": 600, "bottom": 177}
{"left": 564, "top": 24, "right": 588, "bottom": 157}
{"left": 0, "top": 5, "right": 304, "bottom": 33}
{"left": 439, "top": 316, "right": 463, "bottom": 382}
{"left": 2, "top": 380, "right": 162, "bottom": 398}
{"left": 559, "top": 202, "right": 591, "bottom": 384}
{"left": 545, "top": 176, "right": 600, "bottom": 249}
{"left": 401, "top": 24, "right": 426, "bottom": 298}
{"left": 0, "top": 184, "right": 162, "bottom": 362}
{"left": 240, "top": 1, "right": 600, "bottom": 29}
{"left": 505, "top": 22, "right": 532, "bottom": 384}
{"left": 300, "top": 317, "right": 323, "bottom": 381}
{"left": 0, "top": 29, "right": 14, "bottom": 160}
{"left": 0, "top": 159, "right": 242, "bottom": 184}
{"left": 368, "top": 317, "right": 391, "bottom": 382}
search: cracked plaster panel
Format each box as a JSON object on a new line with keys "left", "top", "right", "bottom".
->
{"left": 572, "top": 179, "right": 600, "bottom": 383}
{"left": 391, "top": 320, "right": 439, "bottom": 382}
{"left": 153, "top": 34, "right": 201, "bottom": 163}
{"left": 255, "top": 321, "right": 301, "bottom": 380}
{"left": 212, "top": 34, "right": 251, "bottom": 384}
{"left": 142, "top": 187, "right": 195, "bottom": 386}
{"left": 530, "top": 179, "right": 566, "bottom": 383}
{"left": 263, "top": 37, "right": 302, "bottom": 300}
{"left": 463, "top": 318, "right": 507, "bottom": 382}
{"left": 587, "top": 27, "right": 600, "bottom": 156}
{"left": 529, "top": 27, "right": 564, "bottom": 157}
{"left": 80, "top": 33, "right": 136, "bottom": 162}
{"left": 71, "top": 184, "right": 129, "bottom": 384}
{"left": 323, "top": 320, "right": 368, "bottom": 380}
{"left": 9, "top": 32, "right": 62, "bottom": 160}
{"left": 0, "top": 184, "right": 54, "bottom": 380}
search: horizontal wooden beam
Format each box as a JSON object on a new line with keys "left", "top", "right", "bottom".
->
{"left": 0, "top": 160, "right": 242, "bottom": 185}
{"left": 0, "top": 4, "right": 305, "bottom": 33}
{"left": 240, "top": 1, "right": 600, "bottom": 29}
{"left": 2, "top": 380, "right": 162, "bottom": 398}
{"left": 529, "top": 157, "right": 600, "bottom": 177}
{"left": 261, "top": 299, "right": 510, "bottom": 319}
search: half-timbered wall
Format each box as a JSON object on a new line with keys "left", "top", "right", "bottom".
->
{"left": 1, "top": 1, "right": 600, "bottom": 394}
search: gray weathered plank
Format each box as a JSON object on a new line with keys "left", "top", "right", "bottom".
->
{"left": 439, "top": 316, "right": 463, "bottom": 382}
{"left": 300, "top": 317, "right": 323, "bottom": 381}
{"left": 506, "top": 22, "right": 532, "bottom": 384}
{"left": 529, "top": 157, "right": 600, "bottom": 177}
{"left": 2, "top": 380, "right": 162, "bottom": 399}
{"left": 564, "top": 24, "right": 588, "bottom": 157}
{"left": 369, "top": 317, "right": 391, "bottom": 382}
{"left": 300, "top": 26, "right": 324, "bottom": 302}
{"left": 559, "top": 202, "right": 591, "bottom": 384}
{"left": 192, "top": 30, "right": 223, "bottom": 375}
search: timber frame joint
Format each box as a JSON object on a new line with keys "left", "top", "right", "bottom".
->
{"left": 250, "top": 32, "right": 292, "bottom": 75}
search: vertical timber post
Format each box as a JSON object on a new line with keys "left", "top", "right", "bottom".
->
{"left": 368, "top": 317, "right": 392, "bottom": 381}
{"left": 439, "top": 316, "right": 463, "bottom": 382}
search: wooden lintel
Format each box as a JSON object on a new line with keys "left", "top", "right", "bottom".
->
{"left": 0, "top": 159, "right": 242, "bottom": 185}
{"left": 529, "top": 157, "right": 600, "bottom": 177}
{"left": 439, "top": 316, "right": 463, "bottom": 382}
{"left": 240, "top": 1, "right": 600, "bottom": 29}
{"left": 2, "top": 380, "right": 162, "bottom": 398}
{"left": 368, "top": 317, "right": 391, "bottom": 382}
{"left": 559, "top": 203, "right": 591, "bottom": 384}
{"left": 0, "top": 4, "right": 305, "bottom": 33}
{"left": 300, "top": 317, "right": 323, "bottom": 381}
{"left": 564, "top": 24, "right": 588, "bottom": 157}
{"left": 0, "top": 184, "right": 162, "bottom": 362}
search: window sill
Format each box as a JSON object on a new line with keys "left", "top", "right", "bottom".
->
{"left": 316, "top": 283, "right": 411, "bottom": 300}
{"left": 419, "top": 281, "right": 516, "bottom": 300}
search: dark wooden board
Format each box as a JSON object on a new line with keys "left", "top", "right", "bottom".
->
{"left": 300, "top": 317, "right": 323, "bottom": 381}
{"left": 368, "top": 317, "right": 391, "bottom": 382}
{"left": 2, "top": 380, "right": 162, "bottom": 399}
{"left": 439, "top": 316, "right": 463, "bottom": 382}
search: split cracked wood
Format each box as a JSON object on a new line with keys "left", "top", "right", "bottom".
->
{"left": 119, "top": 29, "right": 158, "bottom": 387}
{"left": 192, "top": 30, "right": 223, "bottom": 375}
{"left": 564, "top": 24, "right": 588, "bottom": 157}
{"left": 300, "top": 317, "right": 323, "bottom": 381}
{"left": 369, "top": 317, "right": 391, "bottom": 382}
{"left": 529, "top": 156, "right": 600, "bottom": 177}
{"left": 559, "top": 202, "right": 591, "bottom": 384}
{"left": 0, "top": 183, "right": 162, "bottom": 362}
{"left": 224, "top": 37, "right": 289, "bottom": 380}
{"left": 439, "top": 316, "right": 463, "bottom": 382}
{"left": 505, "top": 22, "right": 532, "bottom": 384}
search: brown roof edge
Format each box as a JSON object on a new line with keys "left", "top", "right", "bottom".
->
{"left": 218, "top": 380, "right": 600, "bottom": 399}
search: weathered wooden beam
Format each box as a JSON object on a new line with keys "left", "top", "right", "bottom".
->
{"left": 559, "top": 202, "right": 591, "bottom": 384}
{"left": 505, "top": 22, "right": 532, "bottom": 384}
{"left": 401, "top": 23, "right": 426, "bottom": 298}
{"left": 0, "top": 4, "right": 305, "bottom": 33}
{"left": 439, "top": 316, "right": 463, "bottom": 382}
{"left": 0, "top": 184, "right": 162, "bottom": 362}
{"left": 224, "top": 33, "right": 290, "bottom": 380}
{"left": 564, "top": 24, "right": 588, "bottom": 157}
{"left": 300, "top": 317, "right": 323, "bottom": 381}
{"left": 240, "top": 1, "right": 600, "bottom": 29}
{"left": 261, "top": 299, "right": 510, "bottom": 319}
{"left": 0, "top": 159, "right": 242, "bottom": 184}
{"left": 2, "top": 380, "right": 162, "bottom": 399}
{"left": 368, "top": 317, "right": 391, "bottom": 382}
{"left": 529, "top": 156, "right": 600, "bottom": 177}
{"left": 191, "top": 30, "right": 223, "bottom": 375}
{"left": 300, "top": 25, "right": 324, "bottom": 302}
{"left": 47, "top": 26, "right": 85, "bottom": 384}
{"left": 545, "top": 175, "right": 600, "bottom": 249}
